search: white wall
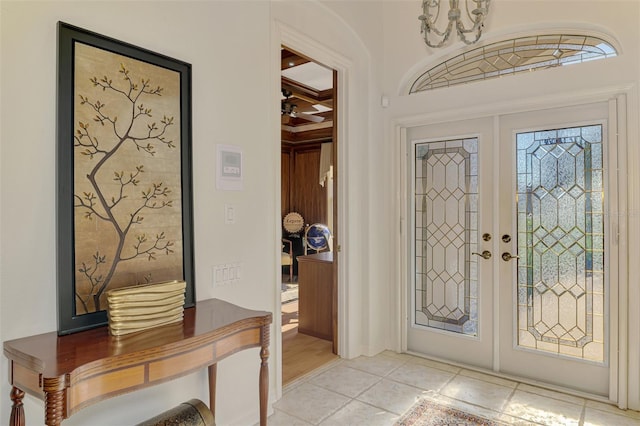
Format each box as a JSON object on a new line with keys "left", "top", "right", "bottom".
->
{"left": 318, "top": 0, "right": 395, "bottom": 354}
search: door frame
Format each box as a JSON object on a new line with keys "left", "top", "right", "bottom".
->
{"left": 394, "top": 88, "right": 631, "bottom": 406}
{"left": 274, "top": 21, "right": 352, "bottom": 398}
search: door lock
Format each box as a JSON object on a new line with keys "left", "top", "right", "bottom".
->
{"left": 501, "top": 252, "right": 520, "bottom": 261}
{"left": 472, "top": 250, "right": 492, "bottom": 260}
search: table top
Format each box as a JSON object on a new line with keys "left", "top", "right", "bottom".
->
{"left": 3, "top": 298, "right": 272, "bottom": 377}
{"left": 297, "top": 252, "right": 333, "bottom": 263}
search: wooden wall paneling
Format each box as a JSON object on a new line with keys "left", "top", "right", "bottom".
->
{"left": 291, "top": 146, "right": 326, "bottom": 226}
{"left": 281, "top": 150, "right": 291, "bottom": 215}
{"left": 281, "top": 126, "right": 333, "bottom": 144}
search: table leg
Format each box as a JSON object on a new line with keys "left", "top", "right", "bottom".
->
{"left": 208, "top": 363, "right": 217, "bottom": 417}
{"left": 9, "top": 386, "right": 25, "bottom": 426}
{"left": 259, "top": 325, "right": 270, "bottom": 426}
{"left": 44, "top": 389, "right": 65, "bottom": 426}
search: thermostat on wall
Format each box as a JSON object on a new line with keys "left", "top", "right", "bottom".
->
{"left": 216, "top": 144, "right": 243, "bottom": 191}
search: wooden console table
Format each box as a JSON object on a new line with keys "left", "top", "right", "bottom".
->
{"left": 3, "top": 298, "right": 272, "bottom": 426}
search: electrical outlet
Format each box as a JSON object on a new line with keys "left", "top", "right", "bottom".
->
{"left": 212, "top": 262, "right": 241, "bottom": 287}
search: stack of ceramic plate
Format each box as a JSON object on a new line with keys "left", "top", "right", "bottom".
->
{"left": 106, "top": 280, "right": 186, "bottom": 336}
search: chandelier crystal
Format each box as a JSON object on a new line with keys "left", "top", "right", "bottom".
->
{"left": 419, "top": 0, "right": 490, "bottom": 48}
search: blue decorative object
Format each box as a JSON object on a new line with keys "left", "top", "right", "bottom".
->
{"left": 305, "top": 224, "right": 331, "bottom": 252}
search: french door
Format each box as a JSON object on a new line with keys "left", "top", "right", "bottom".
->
{"left": 406, "top": 102, "right": 616, "bottom": 396}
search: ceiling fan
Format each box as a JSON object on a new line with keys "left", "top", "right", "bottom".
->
{"left": 281, "top": 88, "right": 325, "bottom": 123}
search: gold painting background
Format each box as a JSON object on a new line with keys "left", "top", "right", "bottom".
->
{"left": 73, "top": 42, "right": 183, "bottom": 315}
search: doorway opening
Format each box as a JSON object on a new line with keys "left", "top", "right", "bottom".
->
{"left": 280, "top": 46, "right": 339, "bottom": 385}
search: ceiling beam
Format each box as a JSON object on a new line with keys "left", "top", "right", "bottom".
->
{"left": 281, "top": 126, "right": 333, "bottom": 143}
{"left": 281, "top": 50, "right": 310, "bottom": 70}
{"left": 282, "top": 77, "right": 333, "bottom": 106}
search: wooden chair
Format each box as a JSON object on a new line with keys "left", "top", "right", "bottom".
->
{"left": 282, "top": 238, "right": 293, "bottom": 283}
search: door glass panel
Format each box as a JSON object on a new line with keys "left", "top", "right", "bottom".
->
{"left": 516, "top": 125, "right": 605, "bottom": 362}
{"left": 414, "top": 138, "right": 479, "bottom": 335}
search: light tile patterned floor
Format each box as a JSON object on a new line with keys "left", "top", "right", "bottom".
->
{"left": 268, "top": 351, "right": 640, "bottom": 425}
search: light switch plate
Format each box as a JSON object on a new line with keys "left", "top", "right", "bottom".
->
{"left": 225, "top": 204, "right": 235, "bottom": 224}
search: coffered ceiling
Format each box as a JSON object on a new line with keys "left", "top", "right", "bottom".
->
{"left": 281, "top": 48, "right": 334, "bottom": 144}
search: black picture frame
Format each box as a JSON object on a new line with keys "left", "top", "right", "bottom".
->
{"left": 56, "top": 22, "right": 194, "bottom": 335}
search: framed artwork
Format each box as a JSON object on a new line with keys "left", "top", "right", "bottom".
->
{"left": 56, "top": 22, "right": 194, "bottom": 334}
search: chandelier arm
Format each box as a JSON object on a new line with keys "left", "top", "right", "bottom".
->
{"left": 457, "top": 19, "right": 482, "bottom": 35}
{"left": 456, "top": 21, "right": 482, "bottom": 44}
{"left": 423, "top": 38, "right": 445, "bottom": 48}
{"left": 465, "top": 0, "right": 484, "bottom": 21}
{"left": 420, "top": 0, "right": 489, "bottom": 48}
{"left": 460, "top": 30, "right": 483, "bottom": 45}
{"left": 423, "top": 32, "right": 453, "bottom": 48}
{"left": 427, "top": 0, "right": 441, "bottom": 24}
{"left": 426, "top": 19, "right": 454, "bottom": 38}
{"left": 420, "top": 0, "right": 446, "bottom": 37}
{"left": 423, "top": 20, "right": 455, "bottom": 48}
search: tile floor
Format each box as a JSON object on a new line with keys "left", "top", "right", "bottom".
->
{"left": 268, "top": 351, "right": 640, "bottom": 425}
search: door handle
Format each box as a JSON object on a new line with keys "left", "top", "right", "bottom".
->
{"left": 472, "top": 250, "right": 492, "bottom": 260}
{"left": 501, "top": 252, "right": 520, "bottom": 261}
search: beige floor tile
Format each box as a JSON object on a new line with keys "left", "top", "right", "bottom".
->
{"left": 342, "top": 354, "right": 405, "bottom": 377}
{"left": 276, "top": 350, "right": 640, "bottom": 426}
{"left": 319, "top": 400, "right": 399, "bottom": 426}
{"left": 583, "top": 406, "right": 640, "bottom": 426}
{"left": 386, "top": 362, "right": 456, "bottom": 392}
{"left": 274, "top": 382, "right": 350, "bottom": 424}
{"left": 440, "top": 374, "right": 514, "bottom": 412}
{"left": 503, "top": 390, "right": 583, "bottom": 426}
{"left": 356, "top": 378, "right": 429, "bottom": 415}
{"left": 458, "top": 369, "right": 519, "bottom": 389}
{"left": 379, "top": 350, "right": 416, "bottom": 361}
{"left": 585, "top": 399, "right": 640, "bottom": 420}
{"left": 516, "top": 383, "right": 586, "bottom": 405}
{"left": 408, "top": 355, "right": 462, "bottom": 374}
{"left": 309, "top": 365, "right": 381, "bottom": 398}
{"left": 264, "top": 409, "right": 313, "bottom": 425}
{"left": 497, "top": 413, "right": 546, "bottom": 425}
{"left": 283, "top": 375, "right": 307, "bottom": 394}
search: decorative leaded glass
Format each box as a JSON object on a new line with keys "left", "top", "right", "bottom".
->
{"left": 410, "top": 34, "right": 617, "bottom": 93}
{"left": 516, "top": 125, "right": 605, "bottom": 362}
{"left": 414, "top": 138, "right": 478, "bottom": 335}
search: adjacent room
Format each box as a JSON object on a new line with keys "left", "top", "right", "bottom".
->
{"left": 280, "top": 46, "right": 338, "bottom": 384}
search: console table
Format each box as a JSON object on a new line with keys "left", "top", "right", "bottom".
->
{"left": 3, "top": 298, "right": 272, "bottom": 426}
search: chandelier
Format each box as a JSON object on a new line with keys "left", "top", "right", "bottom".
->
{"left": 419, "top": 0, "right": 490, "bottom": 48}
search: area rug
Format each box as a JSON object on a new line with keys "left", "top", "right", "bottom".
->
{"left": 395, "top": 398, "right": 505, "bottom": 426}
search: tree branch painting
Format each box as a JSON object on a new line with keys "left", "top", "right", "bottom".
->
{"left": 72, "top": 43, "right": 183, "bottom": 314}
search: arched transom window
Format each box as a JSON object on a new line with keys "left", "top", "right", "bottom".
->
{"left": 409, "top": 34, "right": 618, "bottom": 94}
